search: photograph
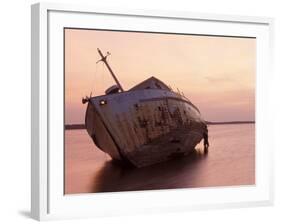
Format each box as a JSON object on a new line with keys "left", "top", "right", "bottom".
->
{"left": 64, "top": 28, "right": 255, "bottom": 194}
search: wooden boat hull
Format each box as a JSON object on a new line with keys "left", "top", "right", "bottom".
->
{"left": 85, "top": 89, "right": 206, "bottom": 167}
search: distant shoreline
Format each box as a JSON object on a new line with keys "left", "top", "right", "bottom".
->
{"left": 65, "top": 124, "right": 86, "bottom": 130}
{"left": 65, "top": 121, "right": 255, "bottom": 130}
{"left": 206, "top": 121, "right": 255, "bottom": 125}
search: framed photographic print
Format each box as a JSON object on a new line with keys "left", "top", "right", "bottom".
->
{"left": 31, "top": 2, "right": 274, "bottom": 221}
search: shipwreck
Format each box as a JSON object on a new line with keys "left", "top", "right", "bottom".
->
{"left": 82, "top": 49, "right": 207, "bottom": 167}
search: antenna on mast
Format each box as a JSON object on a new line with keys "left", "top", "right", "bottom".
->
{"left": 96, "top": 48, "right": 124, "bottom": 92}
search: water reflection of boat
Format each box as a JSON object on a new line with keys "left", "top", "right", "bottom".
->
{"left": 83, "top": 49, "right": 206, "bottom": 167}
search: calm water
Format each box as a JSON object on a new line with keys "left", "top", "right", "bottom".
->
{"left": 65, "top": 124, "right": 255, "bottom": 194}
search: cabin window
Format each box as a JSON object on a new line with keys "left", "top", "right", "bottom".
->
{"left": 99, "top": 99, "right": 107, "bottom": 106}
{"left": 155, "top": 82, "right": 162, "bottom": 89}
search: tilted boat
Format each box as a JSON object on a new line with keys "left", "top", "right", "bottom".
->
{"left": 83, "top": 49, "right": 207, "bottom": 167}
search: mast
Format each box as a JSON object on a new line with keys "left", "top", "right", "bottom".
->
{"left": 97, "top": 48, "right": 124, "bottom": 92}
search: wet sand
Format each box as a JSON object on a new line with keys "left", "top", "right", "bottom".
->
{"left": 65, "top": 124, "right": 255, "bottom": 194}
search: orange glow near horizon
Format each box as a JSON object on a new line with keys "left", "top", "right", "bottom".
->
{"left": 65, "top": 29, "right": 255, "bottom": 124}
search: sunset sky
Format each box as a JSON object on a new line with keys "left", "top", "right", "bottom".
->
{"left": 65, "top": 29, "right": 255, "bottom": 124}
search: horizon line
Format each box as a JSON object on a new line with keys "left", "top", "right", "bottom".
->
{"left": 64, "top": 120, "right": 255, "bottom": 130}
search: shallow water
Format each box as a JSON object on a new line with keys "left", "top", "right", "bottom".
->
{"left": 65, "top": 124, "right": 255, "bottom": 194}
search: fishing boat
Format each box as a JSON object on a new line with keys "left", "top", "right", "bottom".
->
{"left": 82, "top": 49, "right": 207, "bottom": 167}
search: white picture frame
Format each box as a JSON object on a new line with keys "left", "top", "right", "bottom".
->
{"left": 31, "top": 2, "right": 274, "bottom": 221}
